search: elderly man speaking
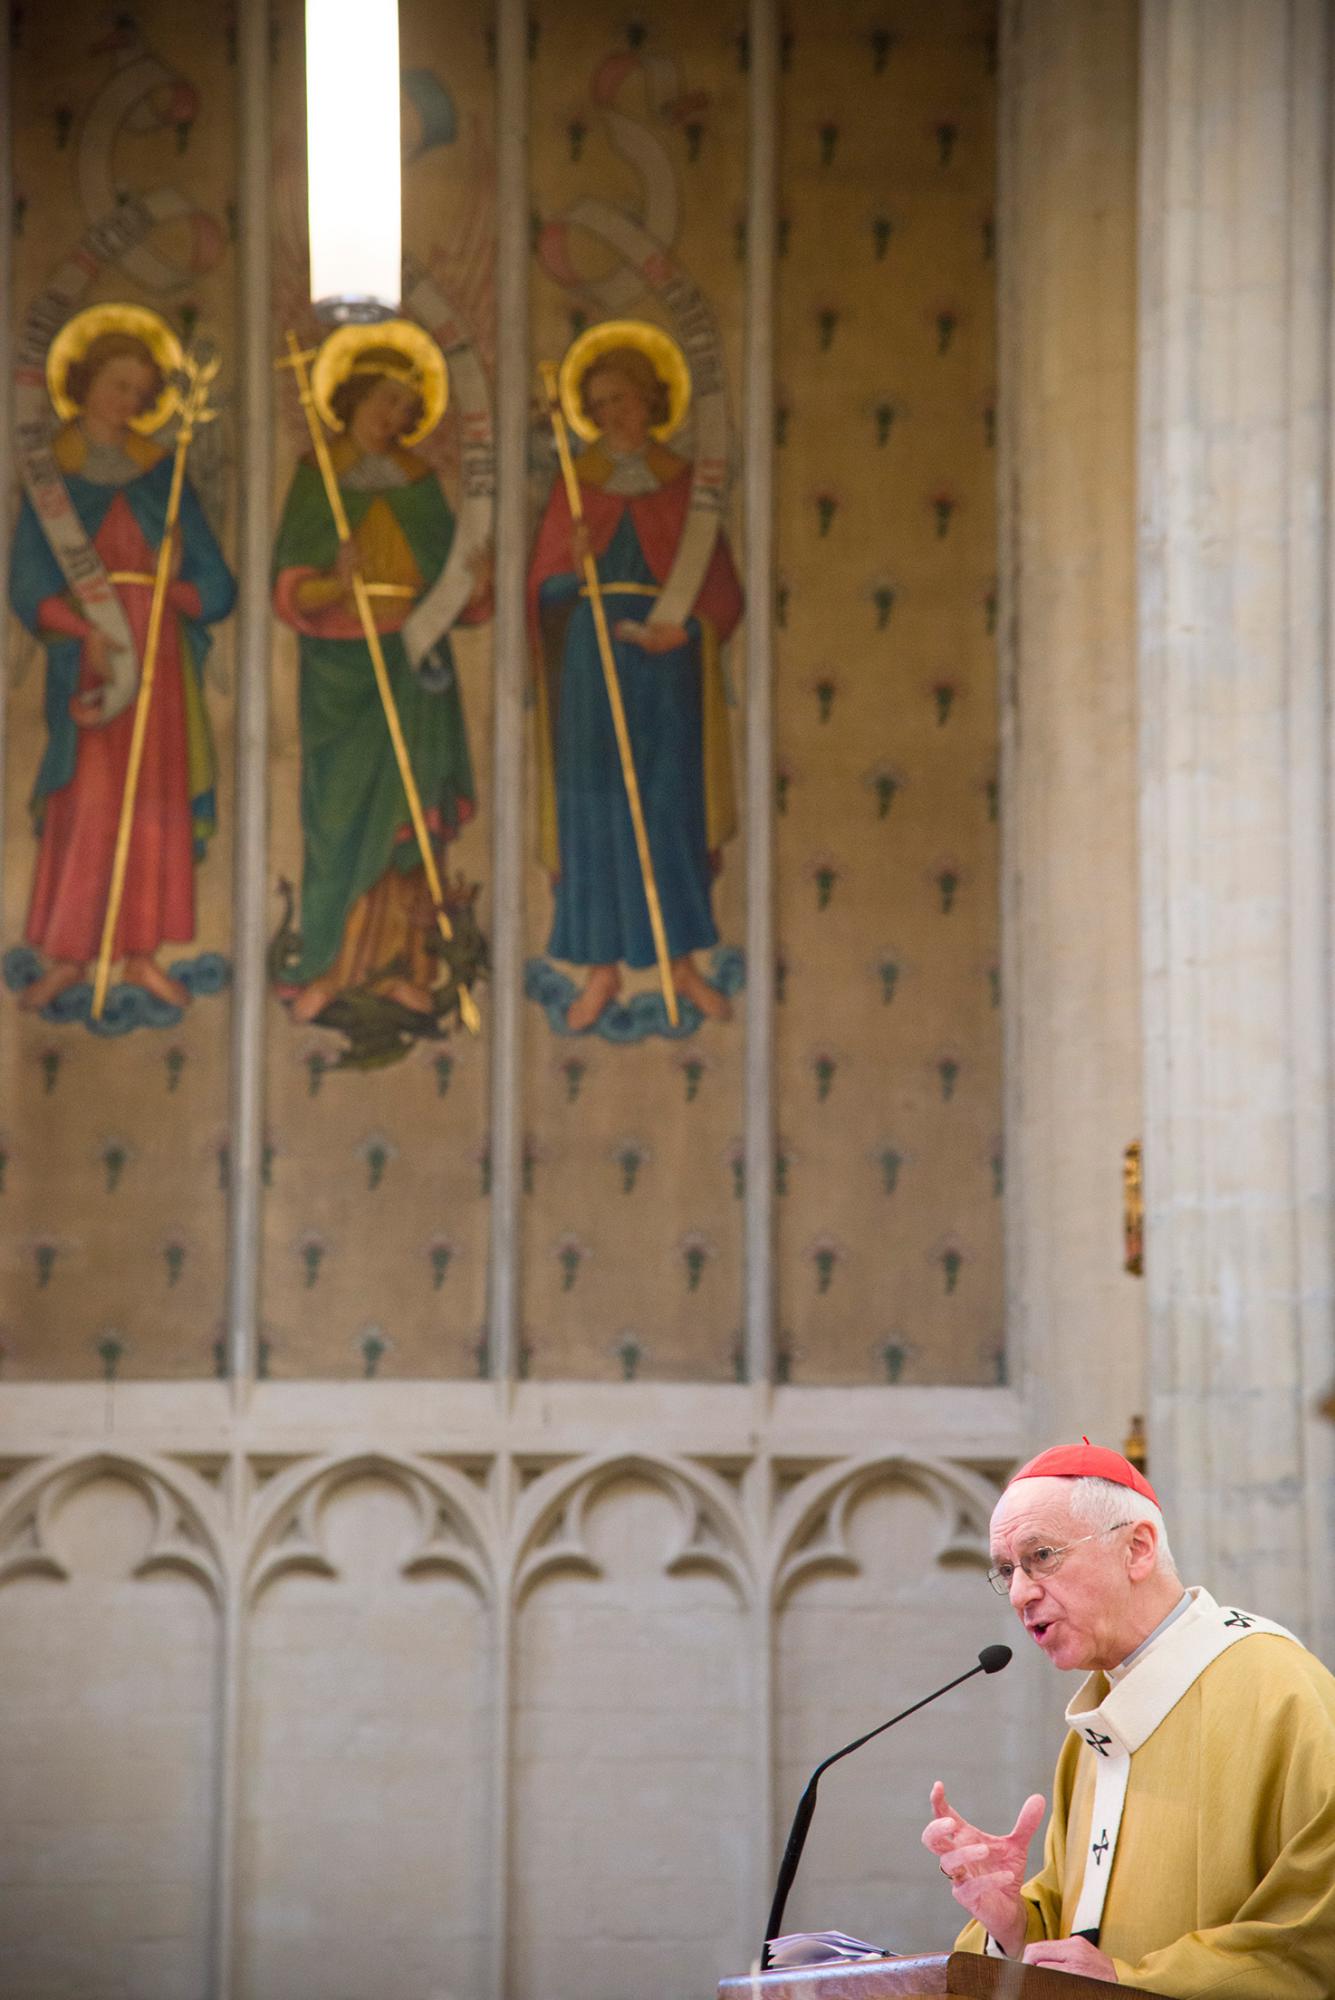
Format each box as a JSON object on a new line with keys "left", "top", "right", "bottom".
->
{"left": 922, "top": 1439, "right": 1335, "bottom": 1992}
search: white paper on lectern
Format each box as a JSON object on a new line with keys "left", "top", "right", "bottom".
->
{"left": 766, "top": 1930, "right": 893, "bottom": 1968}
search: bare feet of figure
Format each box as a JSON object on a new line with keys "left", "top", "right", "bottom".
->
{"left": 124, "top": 955, "right": 191, "bottom": 1009}
{"left": 18, "top": 960, "right": 86, "bottom": 1011}
{"left": 382, "top": 978, "right": 436, "bottom": 1015}
{"left": 566, "top": 963, "right": 621, "bottom": 1032}
{"left": 290, "top": 976, "right": 336, "bottom": 1025}
{"left": 673, "top": 955, "right": 731, "bottom": 1021}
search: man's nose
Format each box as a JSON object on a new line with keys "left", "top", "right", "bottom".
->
{"left": 1009, "top": 1563, "right": 1040, "bottom": 1610}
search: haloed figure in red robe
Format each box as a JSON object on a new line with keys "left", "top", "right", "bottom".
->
{"left": 9, "top": 333, "right": 236, "bottom": 1013}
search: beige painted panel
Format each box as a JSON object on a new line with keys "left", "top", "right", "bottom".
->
{"left": 998, "top": 0, "right": 1144, "bottom": 1446}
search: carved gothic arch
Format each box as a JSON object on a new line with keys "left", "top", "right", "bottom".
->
{"left": 0, "top": 1448, "right": 226, "bottom": 1602}
{"left": 509, "top": 1449, "right": 756, "bottom": 1609}
{"left": 243, "top": 1450, "right": 495, "bottom": 1606}
{"left": 768, "top": 1452, "right": 999, "bottom": 1609}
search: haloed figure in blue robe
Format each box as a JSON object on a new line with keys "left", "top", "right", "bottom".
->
{"left": 527, "top": 346, "right": 743, "bottom": 1032}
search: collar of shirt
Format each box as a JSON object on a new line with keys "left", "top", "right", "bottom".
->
{"left": 601, "top": 448, "right": 661, "bottom": 497}
{"left": 1106, "top": 1588, "right": 1193, "bottom": 1683}
{"left": 341, "top": 452, "right": 410, "bottom": 493}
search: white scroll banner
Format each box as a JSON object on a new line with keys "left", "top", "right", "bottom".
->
{"left": 537, "top": 51, "right": 682, "bottom": 317}
{"left": 535, "top": 52, "right": 732, "bottom": 628}
{"left": 78, "top": 53, "right": 216, "bottom": 293}
{"left": 14, "top": 195, "right": 188, "bottom": 728}
{"left": 400, "top": 256, "right": 496, "bottom": 671}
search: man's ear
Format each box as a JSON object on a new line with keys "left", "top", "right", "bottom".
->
{"left": 1125, "top": 1518, "right": 1159, "bottom": 1580}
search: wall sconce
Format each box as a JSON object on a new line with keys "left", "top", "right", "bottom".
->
{"left": 1123, "top": 1140, "right": 1144, "bottom": 1277}
{"left": 1123, "top": 1414, "right": 1148, "bottom": 1478}
{"left": 305, "top": 0, "right": 402, "bottom": 322}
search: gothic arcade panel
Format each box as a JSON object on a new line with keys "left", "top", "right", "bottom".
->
{"left": 260, "top": 0, "right": 496, "bottom": 1378}
{"left": 239, "top": 1475, "right": 493, "bottom": 1999}
{"left": 773, "top": 2, "right": 1002, "bottom": 1383}
{"left": 1, "top": 2, "right": 238, "bottom": 1378}
{"left": 511, "top": 1473, "right": 753, "bottom": 1999}
{"left": 775, "top": 1473, "right": 1034, "bottom": 1943}
{"left": 0, "top": 1473, "right": 218, "bottom": 1996}
{"left": 520, "top": 1, "right": 750, "bottom": 1382}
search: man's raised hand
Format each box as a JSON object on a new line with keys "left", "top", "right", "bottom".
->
{"left": 921, "top": 1781, "right": 1046, "bottom": 1959}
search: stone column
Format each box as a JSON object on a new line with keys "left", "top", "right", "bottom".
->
{"left": 998, "top": 0, "right": 1146, "bottom": 1449}
{"left": 1139, "top": 0, "right": 1335, "bottom": 1652}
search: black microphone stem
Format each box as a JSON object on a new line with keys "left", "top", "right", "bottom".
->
{"left": 760, "top": 1656, "right": 997, "bottom": 1968}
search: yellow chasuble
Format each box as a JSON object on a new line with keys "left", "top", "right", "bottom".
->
{"left": 957, "top": 1624, "right": 1335, "bottom": 1995}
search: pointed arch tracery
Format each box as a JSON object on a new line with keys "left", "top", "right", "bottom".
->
{"left": 509, "top": 1449, "right": 756, "bottom": 1608}
{"left": 768, "top": 1451, "right": 1000, "bottom": 1609}
{"left": 0, "top": 1448, "right": 227, "bottom": 1601}
{"left": 242, "top": 1449, "right": 496, "bottom": 1606}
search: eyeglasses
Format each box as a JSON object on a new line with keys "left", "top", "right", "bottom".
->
{"left": 986, "top": 1523, "right": 1133, "bottom": 1595}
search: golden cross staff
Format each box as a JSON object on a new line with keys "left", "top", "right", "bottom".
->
{"left": 279, "top": 331, "right": 480, "bottom": 1035}
{"left": 538, "top": 360, "right": 678, "bottom": 1027}
{"left": 92, "top": 347, "right": 219, "bottom": 1022}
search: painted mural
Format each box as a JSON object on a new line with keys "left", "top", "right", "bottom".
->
{"left": 1, "top": 3, "right": 237, "bottom": 1378}
{"left": 517, "top": 1, "right": 749, "bottom": 1382}
{"left": 257, "top": 0, "right": 497, "bottom": 1378}
{"left": 773, "top": 0, "right": 1002, "bottom": 1384}
{"left": 2, "top": 0, "right": 1004, "bottom": 1386}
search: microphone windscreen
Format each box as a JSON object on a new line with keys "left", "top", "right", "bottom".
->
{"left": 979, "top": 1643, "right": 1013, "bottom": 1674}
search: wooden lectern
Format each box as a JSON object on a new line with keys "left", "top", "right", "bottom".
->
{"left": 720, "top": 1954, "right": 1161, "bottom": 1999}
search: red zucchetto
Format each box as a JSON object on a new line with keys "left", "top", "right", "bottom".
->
{"left": 1008, "top": 1435, "right": 1159, "bottom": 1508}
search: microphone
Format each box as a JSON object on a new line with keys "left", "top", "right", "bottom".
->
{"left": 760, "top": 1644, "right": 1012, "bottom": 1967}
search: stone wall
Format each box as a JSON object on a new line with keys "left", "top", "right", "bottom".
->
{"left": 0, "top": 1394, "right": 1055, "bottom": 2000}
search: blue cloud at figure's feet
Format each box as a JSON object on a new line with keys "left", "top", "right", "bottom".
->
{"left": 525, "top": 948, "right": 745, "bottom": 1042}
{"left": 3, "top": 947, "right": 231, "bottom": 1035}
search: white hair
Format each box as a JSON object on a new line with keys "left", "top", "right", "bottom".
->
{"left": 1064, "top": 1475, "right": 1178, "bottom": 1577}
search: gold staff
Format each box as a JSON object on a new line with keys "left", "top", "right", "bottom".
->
{"left": 279, "top": 330, "right": 480, "bottom": 1035}
{"left": 538, "top": 360, "right": 678, "bottom": 1027}
{"left": 92, "top": 348, "right": 219, "bottom": 1022}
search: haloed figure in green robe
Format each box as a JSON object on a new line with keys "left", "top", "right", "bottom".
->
{"left": 273, "top": 347, "right": 491, "bottom": 1025}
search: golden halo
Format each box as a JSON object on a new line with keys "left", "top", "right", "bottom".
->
{"left": 311, "top": 319, "right": 448, "bottom": 450}
{"left": 559, "top": 319, "right": 691, "bottom": 444}
{"left": 47, "top": 303, "right": 184, "bottom": 434}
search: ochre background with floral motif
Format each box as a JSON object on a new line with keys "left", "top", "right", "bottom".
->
{"left": 0, "top": 0, "right": 238, "bottom": 1379}
{"left": 774, "top": 0, "right": 1002, "bottom": 1385}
